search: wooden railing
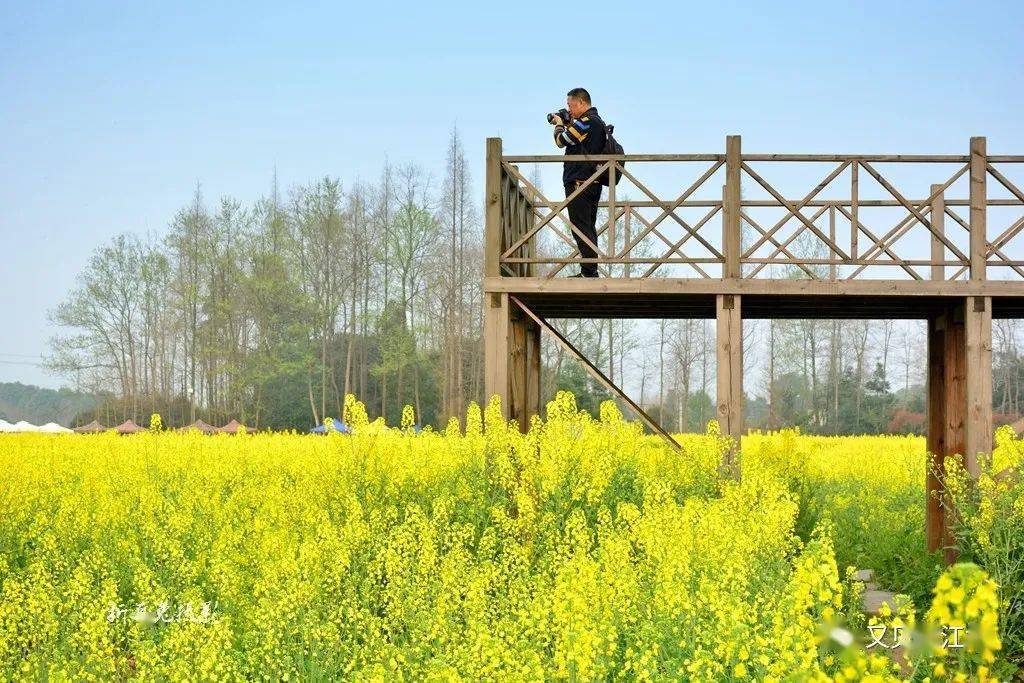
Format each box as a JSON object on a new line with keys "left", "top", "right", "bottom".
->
{"left": 484, "top": 136, "right": 1024, "bottom": 281}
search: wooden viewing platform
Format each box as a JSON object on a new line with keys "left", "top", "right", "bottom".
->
{"left": 482, "top": 135, "right": 1024, "bottom": 560}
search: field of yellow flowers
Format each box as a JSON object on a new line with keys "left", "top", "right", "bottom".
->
{"left": 0, "top": 393, "right": 1019, "bottom": 680}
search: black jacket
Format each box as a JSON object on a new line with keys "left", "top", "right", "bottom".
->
{"left": 553, "top": 106, "right": 607, "bottom": 185}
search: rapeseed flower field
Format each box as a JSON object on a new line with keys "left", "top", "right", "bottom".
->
{"left": 0, "top": 392, "right": 1019, "bottom": 680}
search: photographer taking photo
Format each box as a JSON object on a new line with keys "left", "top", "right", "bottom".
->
{"left": 549, "top": 87, "right": 606, "bottom": 278}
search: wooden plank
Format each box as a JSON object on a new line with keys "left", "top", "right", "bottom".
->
{"left": 970, "top": 137, "right": 987, "bottom": 281}
{"left": 743, "top": 154, "right": 972, "bottom": 162}
{"left": 526, "top": 199, "right": 1023, "bottom": 209}
{"left": 485, "top": 138, "right": 503, "bottom": 278}
{"left": 716, "top": 294, "right": 743, "bottom": 479}
{"left": 964, "top": 295, "right": 992, "bottom": 477}
{"left": 502, "top": 154, "right": 984, "bottom": 163}
{"left": 746, "top": 258, "right": 963, "bottom": 267}
{"left": 504, "top": 154, "right": 724, "bottom": 163}
{"left": 931, "top": 184, "right": 945, "bottom": 281}
{"left": 506, "top": 258, "right": 723, "bottom": 264}
{"left": 483, "top": 276, "right": 1024, "bottom": 298}
{"left": 725, "top": 137, "right": 742, "bottom": 278}
{"left": 510, "top": 296, "right": 683, "bottom": 452}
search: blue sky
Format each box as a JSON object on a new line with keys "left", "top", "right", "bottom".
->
{"left": 1, "top": 1, "right": 1022, "bottom": 388}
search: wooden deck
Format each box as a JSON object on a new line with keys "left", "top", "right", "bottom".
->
{"left": 486, "top": 276, "right": 1024, "bottom": 318}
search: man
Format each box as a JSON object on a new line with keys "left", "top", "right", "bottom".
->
{"left": 550, "top": 87, "right": 606, "bottom": 277}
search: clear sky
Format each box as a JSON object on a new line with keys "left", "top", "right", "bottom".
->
{"left": 1, "top": 1, "right": 1022, "bottom": 388}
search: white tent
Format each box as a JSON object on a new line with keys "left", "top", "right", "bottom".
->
{"left": 11, "top": 421, "right": 39, "bottom": 432}
{"left": 38, "top": 422, "right": 73, "bottom": 434}
{"left": 0, "top": 419, "right": 14, "bottom": 432}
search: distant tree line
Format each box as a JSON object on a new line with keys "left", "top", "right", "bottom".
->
{"left": 49, "top": 128, "right": 485, "bottom": 429}
{"left": 0, "top": 382, "right": 98, "bottom": 426}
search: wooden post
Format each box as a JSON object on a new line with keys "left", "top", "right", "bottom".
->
{"left": 969, "top": 137, "right": 986, "bottom": 282}
{"left": 927, "top": 311, "right": 956, "bottom": 564}
{"left": 607, "top": 158, "right": 616, "bottom": 270}
{"left": 716, "top": 293, "right": 743, "bottom": 479}
{"left": 927, "top": 296, "right": 988, "bottom": 563}
{"left": 829, "top": 205, "right": 836, "bottom": 280}
{"left": 944, "top": 302, "right": 966, "bottom": 486}
{"left": 509, "top": 303, "right": 541, "bottom": 430}
{"left": 484, "top": 293, "right": 511, "bottom": 414}
{"left": 485, "top": 138, "right": 503, "bottom": 278}
{"left": 964, "top": 295, "right": 992, "bottom": 477}
{"left": 930, "top": 183, "right": 945, "bottom": 281}
{"left": 850, "top": 161, "right": 858, "bottom": 260}
{"left": 724, "top": 136, "right": 742, "bottom": 279}
{"left": 484, "top": 292, "right": 540, "bottom": 428}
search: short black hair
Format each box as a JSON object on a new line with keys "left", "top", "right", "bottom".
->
{"left": 566, "top": 88, "right": 591, "bottom": 104}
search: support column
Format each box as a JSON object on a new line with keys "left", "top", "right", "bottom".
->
{"left": 723, "top": 136, "right": 742, "bottom": 279}
{"left": 927, "top": 296, "right": 991, "bottom": 562}
{"left": 969, "top": 136, "right": 987, "bottom": 282}
{"left": 716, "top": 294, "right": 743, "bottom": 479}
{"left": 926, "top": 311, "right": 957, "bottom": 564}
{"left": 964, "top": 296, "right": 992, "bottom": 476}
{"left": 484, "top": 292, "right": 540, "bottom": 430}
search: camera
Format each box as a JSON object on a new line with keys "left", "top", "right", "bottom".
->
{"left": 546, "top": 108, "right": 571, "bottom": 125}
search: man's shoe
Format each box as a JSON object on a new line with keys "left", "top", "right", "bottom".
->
{"left": 582, "top": 271, "right": 599, "bottom": 278}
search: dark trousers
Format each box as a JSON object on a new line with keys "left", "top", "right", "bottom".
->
{"left": 565, "top": 181, "right": 602, "bottom": 276}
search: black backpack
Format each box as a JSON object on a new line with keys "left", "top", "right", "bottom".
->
{"left": 600, "top": 124, "right": 624, "bottom": 186}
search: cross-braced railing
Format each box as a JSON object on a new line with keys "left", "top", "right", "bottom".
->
{"left": 484, "top": 136, "right": 1024, "bottom": 282}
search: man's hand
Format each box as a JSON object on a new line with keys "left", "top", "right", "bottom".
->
{"left": 550, "top": 115, "right": 564, "bottom": 126}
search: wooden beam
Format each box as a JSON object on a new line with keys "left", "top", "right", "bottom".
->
{"left": 964, "top": 295, "right": 992, "bottom": 477}
{"left": 970, "top": 137, "right": 987, "bottom": 281}
{"left": 502, "top": 154, "right": 985, "bottom": 163}
{"left": 928, "top": 305, "right": 964, "bottom": 565}
{"left": 931, "top": 183, "right": 945, "bottom": 282}
{"left": 926, "top": 314, "right": 953, "bottom": 562}
{"left": 724, "top": 137, "right": 742, "bottom": 278}
{"left": 716, "top": 294, "right": 743, "bottom": 479}
{"left": 484, "top": 276, "right": 1024, "bottom": 298}
{"left": 484, "top": 292, "right": 510, "bottom": 413}
{"left": 944, "top": 301, "right": 967, "bottom": 488}
{"left": 485, "top": 138, "right": 503, "bottom": 278}
{"left": 510, "top": 296, "right": 682, "bottom": 452}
